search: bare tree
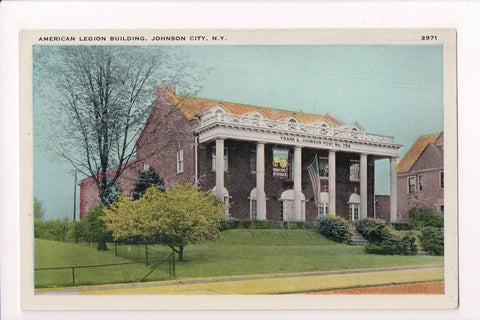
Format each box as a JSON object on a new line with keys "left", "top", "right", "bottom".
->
{"left": 35, "top": 46, "right": 203, "bottom": 205}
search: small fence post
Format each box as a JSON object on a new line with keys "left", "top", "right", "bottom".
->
{"left": 72, "top": 267, "right": 75, "bottom": 285}
{"left": 172, "top": 249, "right": 175, "bottom": 278}
{"left": 145, "top": 243, "right": 148, "bottom": 267}
{"left": 168, "top": 254, "right": 172, "bottom": 278}
{"left": 115, "top": 242, "right": 118, "bottom": 256}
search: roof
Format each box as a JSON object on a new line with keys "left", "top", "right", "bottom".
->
{"left": 396, "top": 133, "right": 442, "bottom": 173}
{"left": 167, "top": 92, "right": 341, "bottom": 127}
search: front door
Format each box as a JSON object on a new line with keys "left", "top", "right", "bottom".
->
{"left": 282, "top": 200, "right": 295, "bottom": 221}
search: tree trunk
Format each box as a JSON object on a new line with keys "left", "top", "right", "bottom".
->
{"left": 97, "top": 235, "right": 108, "bottom": 251}
{"left": 178, "top": 245, "right": 184, "bottom": 261}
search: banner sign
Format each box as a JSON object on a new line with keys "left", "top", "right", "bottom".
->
{"left": 272, "top": 149, "right": 289, "bottom": 178}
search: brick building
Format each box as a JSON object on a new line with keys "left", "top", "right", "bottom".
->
{"left": 396, "top": 133, "right": 444, "bottom": 220}
{"left": 80, "top": 82, "right": 402, "bottom": 222}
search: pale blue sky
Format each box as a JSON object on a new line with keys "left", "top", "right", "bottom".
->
{"left": 34, "top": 44, "right": 443, "bottom": 220}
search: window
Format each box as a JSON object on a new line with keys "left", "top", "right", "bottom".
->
{"left": 418, "top": 174, "right": 424, "bottom": 192}
{"left": 440, "top": 171, "right": 444, "bottom": 188}
{"left": 318, "top": 202, "right": 329, "bottom": 217}
{"left": 176, "top": 149, "right": 184, "bottom": 173}
{"left": 249, "top": 188, "right": 260, "bottom": 219}
{"left": 349, "top": 161, "right": 360, "bottom": 181}
{"left": 349, "top": 203, "right": 359, "bottom": 221}
{"left": 318, "top": 157, "right": 328, "bottom": 177}
{"left": 408, "top": 176, "right": 416, "bottom": 194}
{"left": 212, "top": 146, "right": 228, "bottom": 172}
{"left": 440, "top": 205, "right": 444, "bottom": 212}
{"left": 250, "top": 151, "right": 256, "bottom": 173}
{"left": 251, "top": 200, "right": 257, "bottom": 219}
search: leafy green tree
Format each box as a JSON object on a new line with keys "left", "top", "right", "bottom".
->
{"left": 132, "top": 168, "right": 165, "bottom": 200}
{"left": 104, "top": 185, "right": 224, "bottom": 261}
{"left": 34, "top": 199, "right": 45, "bottom": 220}
{"left": 79, "top": 205, "right": 110, "bottom": 250}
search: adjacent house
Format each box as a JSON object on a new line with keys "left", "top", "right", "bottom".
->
{"left": 396, "top": 133, "right": 444, "bottom": 220}
{"left": 80, "top": 82, "right": 402, "bottom": 223}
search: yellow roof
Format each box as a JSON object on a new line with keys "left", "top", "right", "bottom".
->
{"left": 168, "top": 93, "right": 340, "bottom": 126}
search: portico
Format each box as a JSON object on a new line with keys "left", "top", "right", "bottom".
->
{"left": 195, "top": 108, "right": 401, "bottom": 222}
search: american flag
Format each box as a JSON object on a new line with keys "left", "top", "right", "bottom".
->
{"left": 306, "top": 155, "right": 322, "bottom": 207}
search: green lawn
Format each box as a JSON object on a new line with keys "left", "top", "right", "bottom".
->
{"left": 35, "top": 229, "right": 443, "bottom": 288}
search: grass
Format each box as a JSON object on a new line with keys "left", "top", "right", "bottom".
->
{"left": 35, "top": 229, "right": 443, "bottom": 288}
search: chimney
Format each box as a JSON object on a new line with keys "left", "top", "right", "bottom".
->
{"left": 156, "top": 81, "right": 175, "bottom": 98}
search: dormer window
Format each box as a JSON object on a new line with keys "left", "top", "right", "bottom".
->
{"left": 215, "top": 109, "right": 225, "bottom": 115}
{"left": 288, "top": 118, "right": 298, "bottom": 130}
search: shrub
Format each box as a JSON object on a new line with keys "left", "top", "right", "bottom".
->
{"left": 365, "top": 235, "right": 417, "bottom": 255}
{"left": 420, "top": 227, "right": 444, "bottom": 256}
{"left": 219, "top": 217, "right": 239, "bottom": 231}
{"left": 356, "top": 218, "right": 417, "bottom": 255}
{"left": 281, "top": 221, "right": 307, "bottom": 230}
{"left": 408, "top": 206, "right": 444, "bottom": 229}
{"left": 355, "top": 219, "right": 397, "bottom": 243}
{"left": 390, "top": 220, "right": 413, "bottom": 230}
{"left": 34, "top": 218, "right": 77, "bottom": 242}
{"left": 242, "top": 219, "right": 273, "bottom": 229}
{"left": 317, "top": 215, "right": 352, "bottom": 244}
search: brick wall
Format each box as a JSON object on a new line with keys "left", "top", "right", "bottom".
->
{"left": 375, "top": 195, "right": 391, "bottom": 222}
{"left": 397, "top": 142, "right": 444, "bottom": 220}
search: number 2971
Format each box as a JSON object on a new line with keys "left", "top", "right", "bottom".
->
{"left": 421, "top": 35, "right": 438, "bottom": 40}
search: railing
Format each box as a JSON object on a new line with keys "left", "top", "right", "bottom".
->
{"left": 197, "top": 113, "right": 395, "bottom": 144}
{"left": 35, "top": 254, "right": 176, "bottom": 286}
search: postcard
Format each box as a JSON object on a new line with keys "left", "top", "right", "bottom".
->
{"left": 19, "top": 29, "right": 457, "bottom": 310}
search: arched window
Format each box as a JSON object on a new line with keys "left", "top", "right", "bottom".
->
{"left": 348, "top": 193, "right": 360, "bottom": 221}
{"left": 280, "top": 189, "right": 305, "bottom": 221}
{"left": 212, "top": 186, "right": 230, "bottom": 216}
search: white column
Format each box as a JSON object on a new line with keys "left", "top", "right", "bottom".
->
{"left": 215, "top": 138, "right": 224, "bottom": 200}
{"left": 360, "top": 153, "right": 368, "bottom": 220}
{"left": 328, "top": 150, "right": 336, "bottom": 216}
{"left": 256, "top": 143, "right": 267, "bottom": 220}
{"left": 390, "top": 157, "right": 398, "bottom": 222}
{"left": 294, "top": 146, "right": 303, "bottom": 220}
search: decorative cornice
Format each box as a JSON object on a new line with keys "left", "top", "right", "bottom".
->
{"left": 194, "top": 113, "right": 401, "bottom": 150}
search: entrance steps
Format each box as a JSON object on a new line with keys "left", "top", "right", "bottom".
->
{"left": 351, "top": 228, "right": 368, "bottom": 246}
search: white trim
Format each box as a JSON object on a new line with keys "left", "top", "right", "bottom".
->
{"left": 196, "top": 124, "right": 401, "bottom": 157}
{"left": 397, "top": 166, "right": 444, "bottom": 176}
{"left": 176, "top": 149, "right": 184, "bottom": 173}
{"left": 243, "top": 110, "right": 266, "bottom": 119}
{"left": 312, "top": 120, "right": 331, "bottom": 128}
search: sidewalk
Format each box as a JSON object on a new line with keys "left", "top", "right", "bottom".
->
{"left": 36, "top": 264, "right": 443, "bottom": 295}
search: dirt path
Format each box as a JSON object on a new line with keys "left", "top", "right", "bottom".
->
{"left": 307, "top": 281, "right": 444, "bottom": 294}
